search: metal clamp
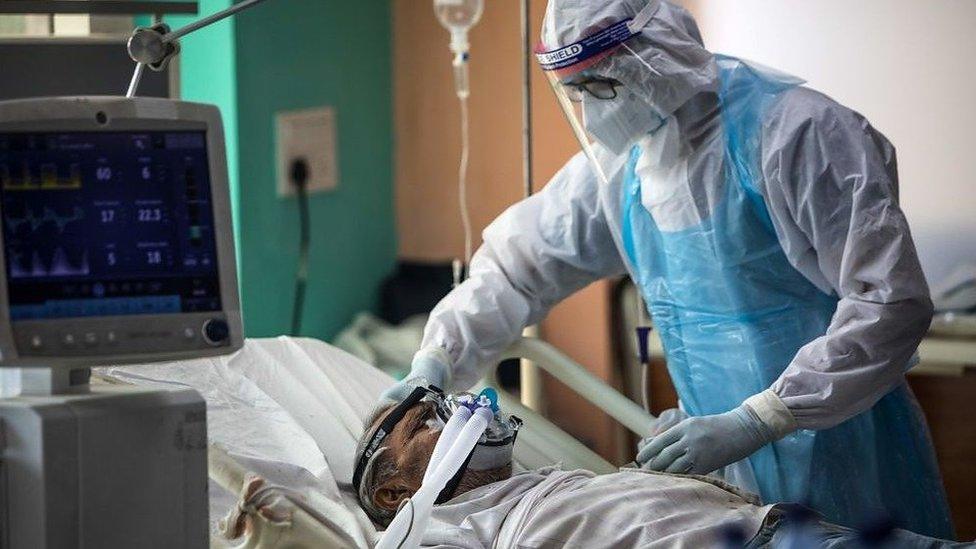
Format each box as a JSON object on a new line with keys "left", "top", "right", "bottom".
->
{"left": 127, "top": 23, "right": 181, "bottom": 72}
{"left": 124, "top": 0, "right": 272, "bottom": 97}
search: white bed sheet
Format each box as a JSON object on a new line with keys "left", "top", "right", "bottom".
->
{"left": 98, "top": 336, "right": 391, "bottom": 544}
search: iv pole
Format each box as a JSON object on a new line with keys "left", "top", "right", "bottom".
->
{"left": 518, "top": 0, "right": 545, "bottom": 414}
{"left": 521, "top": 0, "right": 533, "bottom": 199}
{"left": 124, "top": 0, "right": 273, "bottom": 97}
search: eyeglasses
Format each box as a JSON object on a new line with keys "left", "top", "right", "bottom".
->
{"left": 560, "top": 76, "right": 623, "bottom": 102}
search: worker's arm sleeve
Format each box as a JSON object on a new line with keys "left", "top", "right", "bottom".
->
{"left": 421, "top": 152, "right": 628, "bottom": 391}
{"left": 761, "top": 91, "right": 933, "bottom": 431}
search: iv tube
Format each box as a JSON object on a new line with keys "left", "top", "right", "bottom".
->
{"left": 434, "top": 0, "right": 483, "bottom": 278}
{"left": 458, "top": 92, "right": 473, "bottom": 272}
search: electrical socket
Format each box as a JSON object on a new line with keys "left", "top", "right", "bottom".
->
{"left": 275, "top": 106, "right": 338, "bottom": 197}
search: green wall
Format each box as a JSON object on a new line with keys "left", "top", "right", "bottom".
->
{"left": 169, "top": 0, "right": 396, "bottom": 339}
{"left": 233, "top": 0, "right": 396, "bottom": 338}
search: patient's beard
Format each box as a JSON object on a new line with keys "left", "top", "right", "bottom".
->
{"left": 454, "top": 463, "right": 513, "bottom": 497}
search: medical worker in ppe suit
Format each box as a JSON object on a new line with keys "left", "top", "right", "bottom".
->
{"left": 383, "top": 0, "right": 953, "bottom": 538}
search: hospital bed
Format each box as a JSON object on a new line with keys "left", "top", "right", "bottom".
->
{"left": 0, "top": 95, "right": 652, "bottom": 547}
{"left": 99, "top": 335, "right": 659, "bottom": 548}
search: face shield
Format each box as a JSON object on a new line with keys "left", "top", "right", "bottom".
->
{"left": 535, "top": 0, "right": 665, "bottom": 184}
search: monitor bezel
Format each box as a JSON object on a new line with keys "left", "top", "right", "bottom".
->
{"left": 0, "top": 96, "right": 243, "bottom": 368}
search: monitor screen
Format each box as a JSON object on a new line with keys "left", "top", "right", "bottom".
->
{"left": 0, "top": 131, "right": 221, "bottom": 321}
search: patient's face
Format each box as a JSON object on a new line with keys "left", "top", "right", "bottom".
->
{"left": 365, "top": 401, "right": 513, "bottom": 514}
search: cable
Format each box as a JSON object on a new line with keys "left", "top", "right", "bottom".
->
{"left": 641, "top": 360, "right": 651, "bottom": 414}
{"left": 290, "top": 158, "right": 310, "bottom": 336}
{"left": 636, "top": 292, "right": 653, "bottom": 414}
{"left": 457, "top": 93, "right": 473, "bottom": 274}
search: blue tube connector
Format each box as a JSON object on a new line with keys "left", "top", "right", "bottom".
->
{"left": 478, "top": 387, "right": 500, "bottom": 415}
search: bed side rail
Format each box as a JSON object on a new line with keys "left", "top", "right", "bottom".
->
{"left": 497, "top": 337, "right": 657, "bottom": 437}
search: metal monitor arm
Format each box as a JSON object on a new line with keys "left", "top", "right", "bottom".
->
{"left": 125, "top": 0, "right": 272, "bottom": 97}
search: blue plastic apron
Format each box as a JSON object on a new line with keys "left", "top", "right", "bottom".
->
{"left": 621, "top": 55, "right": 952, "bottom": 538}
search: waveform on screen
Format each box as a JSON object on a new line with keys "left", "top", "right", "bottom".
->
{"left": 4, "top": 206, "right": 84, "bottom": 234}
{"left": 0, "top": 162, "right": 83, "bottom": 190}
{"left": 9, "top": 248, "right": 89, "bottom": 278}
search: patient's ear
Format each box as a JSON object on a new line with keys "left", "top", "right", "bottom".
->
{"left": 374, "top": 479, "right": 418, "bottom": 511}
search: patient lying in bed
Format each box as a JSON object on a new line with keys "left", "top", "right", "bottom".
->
{"left": 356, "top": 399, "right": 966, "bottom": 548}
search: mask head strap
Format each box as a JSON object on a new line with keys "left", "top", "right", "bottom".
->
{"left": 435, "top": 449, "right": 476, "bottom": 504}
{"left": 353, "top": 385, "right": 442, "bottom": 496}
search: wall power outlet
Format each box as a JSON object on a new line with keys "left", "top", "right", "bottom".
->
{"left": 275, "top": 106, "right": 338, "bottom": 197}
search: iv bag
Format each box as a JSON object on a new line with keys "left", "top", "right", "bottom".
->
{"left": 433, "top": 0, "right": 483, "bottom": 56}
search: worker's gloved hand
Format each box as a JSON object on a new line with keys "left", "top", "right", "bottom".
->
{"left": 378, "top": 347, "right": 452, "bottom": 406}
{"left": 636, "top": 404, "right": 775, "bottom": 475}
{"left": 638, "top": 408, "right": 687, "bottom": 445}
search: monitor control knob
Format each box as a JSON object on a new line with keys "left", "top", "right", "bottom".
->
{"left": 202, "top": 318, "right": 229, "bottom": 346}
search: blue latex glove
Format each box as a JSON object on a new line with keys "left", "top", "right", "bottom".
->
{"left": 378, "top": 347, "right": 452, "bottom": 405}
{"left": 636, "top": 404, "right": 775, "bottom": 474}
